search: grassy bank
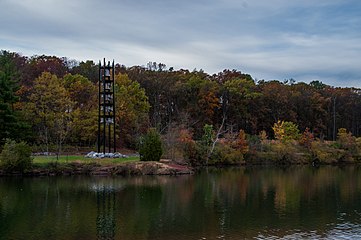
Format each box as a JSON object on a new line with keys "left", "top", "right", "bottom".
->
{"left": 33, "top": 155, "right": 140, "bottom": 167}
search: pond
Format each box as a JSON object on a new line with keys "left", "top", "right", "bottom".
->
{"left": 1, "top": 166, "right": 361, "bottom": 239}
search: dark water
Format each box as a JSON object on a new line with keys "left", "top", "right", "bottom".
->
{"left": 1, "top": 166, "right": 361, "bottom": 239}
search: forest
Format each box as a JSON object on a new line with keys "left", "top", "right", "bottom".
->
{"left": 1, "top": 50, "right": 361, "bottom": 165}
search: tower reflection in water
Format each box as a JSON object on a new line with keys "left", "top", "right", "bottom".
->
{"left": 96, "top": 184, "right": 116, "bottom": 240}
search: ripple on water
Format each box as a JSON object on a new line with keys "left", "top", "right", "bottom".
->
{"left": 255, "top": 227, "right": 336, "bottom": 240}
{"left": 252, "top": 223, "right": 361, "bottom": 240}
{"left": 326, "top": 222, "right": 361, "bottom": 239}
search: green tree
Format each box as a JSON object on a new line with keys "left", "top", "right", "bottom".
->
{"left": 222, "top": 77, "right": 260, "bottom": 132}
{"left": 201, "top": 124, "right": 215, "bottom": 164}
{"left": 0, "top": 50, "right": 30, "bottom": 145}
{"left": 115, "top": 73, "right": 150, "bottom": 147}
{"left": 139, "top": 128, "right": 163, "bottom": 161}
{"left": 70, "top": 60, "right": 99, "bottom": 83}
{"left": 201, "top": 124, "right": 214, "bottom": 148}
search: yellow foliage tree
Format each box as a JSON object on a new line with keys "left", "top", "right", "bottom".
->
{"left": 272, "top": 120, "right": 300, "bottom": 142}
{"left": 272, "top": 120, "right": 285, "bottom": 141}
{"left": 24, "top": 72, "right": 74, "bottom": 153}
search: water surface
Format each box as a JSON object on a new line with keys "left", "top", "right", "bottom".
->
{"left": 1, "top": 166, "right": 361, "bottom": 239}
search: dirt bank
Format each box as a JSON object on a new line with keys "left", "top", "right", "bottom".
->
{"left": 0, "top": 161, "right": 194, "bottom": 177}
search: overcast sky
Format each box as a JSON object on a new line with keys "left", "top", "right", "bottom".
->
{"left": 1, "top": 0, "right": 361, "bottom": 87}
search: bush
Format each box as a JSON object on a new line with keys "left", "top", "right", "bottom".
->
{"left": 210, "top": 145, "right": 244, "bottom": 165}
{"left": 310, "top": 141, "right": 348, "bottom": 164}
{"left": 249, "top": 140, "right": 310, "bottom": 165}
{"left": 269, "top": 141, "right": 303, "bottom": 164}
{"left": 0, "top": 139, "right": 33, "bottom": 172}
{"left": 337, "top": 128, "right": 357, "bottom": 153}
{"left": 183, "top": 141, "right": 207, "bottom": 166}
{"left": 139, "top": 128, "right": 163, "bottom": 161}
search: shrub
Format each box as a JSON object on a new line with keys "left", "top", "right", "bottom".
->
{"left": 177, "top": 128, "right": 208, "bottom": 166}
{"left": 258, "top": 130, "right": 270, "bottom": 152}
{"left": 356, "top": 138, "right": 361, "bottom": 161}
{"left": 183, "top": 141, "right": 207, "bottom": 166}
{"left": 248, "top": 140, "right": 309, "bottom": 165}
{"left": 310, "top": 141, "right": 348, "bottom": 164}
{"left": 337, "top": 128, "right": 357, "bottom": 153}
{"left": 0, "top": 139, "right": 33, "bottom": 172}
{"left": 210, "top": 144, "right": 244, "bottom": 165}
{"left": 201, "top": 124, "right": 214, "bottom": 147}
{"left": 139, "top": 128, "right": 163, "bottom": 161}
{"left": 299, "top": 128, "right": 314, "bottom": 149}
{"left": 269, "top": 141, "right": 303, "bottom": 164}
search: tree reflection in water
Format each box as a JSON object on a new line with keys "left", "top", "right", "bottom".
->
{"left": 2, "top": 167, "right": 361, "bottom": 239}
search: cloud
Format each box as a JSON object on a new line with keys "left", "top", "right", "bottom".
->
{"left": 1, "top": 0, "right": 361, "bottom": 87}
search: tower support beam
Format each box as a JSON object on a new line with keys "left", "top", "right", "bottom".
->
{"left": 98, "top": 59, "right": 116, "bottom": 153}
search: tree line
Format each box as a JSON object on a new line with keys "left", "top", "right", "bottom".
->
{"left": 1, "top": 50, "right": 361, "bottom": 155}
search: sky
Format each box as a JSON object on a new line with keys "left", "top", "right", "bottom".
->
{"left": 1, "top": 0, "right": 361, "bottom": 87}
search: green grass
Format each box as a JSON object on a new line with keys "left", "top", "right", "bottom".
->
{"left": 33, "top": 155, "right": 139, "bottom": 166}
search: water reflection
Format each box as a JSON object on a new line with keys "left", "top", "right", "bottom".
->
{"left": 96, "top": 186, "right": 116, "bottom": 240}
{"left": 1, "top": 166, "right": 361, "bottom": 239}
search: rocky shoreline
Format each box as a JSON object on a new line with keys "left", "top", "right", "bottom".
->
{"left": 0, "top": 161, "right": 194, "bottom": 177}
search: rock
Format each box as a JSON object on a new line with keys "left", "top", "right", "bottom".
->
{"left": 159, "top": 159, "right": 171, "bottom": 163}
{"left": 33, "top": 152, "right": 55, "bottom": 156}
{"left": 85, "top": 151, "right": 127, "bottom": 159}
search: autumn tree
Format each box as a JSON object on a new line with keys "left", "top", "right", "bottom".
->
{"left": 212, "top": 69, "right": 253, "bottom": 84}
{"left": 24, "top": 72, "right": 73, "bottom": 153}
{"left": 24, "top": 55, "right": 68, "bottom": 85}
{"left": 63, "top": 74, "right": 98, "bottom": 146}
{"left": 337, "top": 128, "right": 356, "bottom": 152}
{"left": 289, "top": 83, "right": 329, "bottom": 138}
{"left": 114, "top": 73, "right": 150, "bottom": 147}
{"left": 222, "top": 77, "right": 259, "bottom": 133}
{"left": 254, "top": 82, "right": 294, "bottom": 136}
{"left": 4, "top": 50, "right": 361, "bottom": 151}
{"left": 273, "top": 120, "right": 300, "bottom": 142}
{"left": 181, "top": 74, "right": 220, "bottom": 137}
{"left": 299, "top": 128, "right": 314, "bottom": 149}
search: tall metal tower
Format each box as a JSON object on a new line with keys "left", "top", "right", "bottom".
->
{"left": 98, "top": 59, "right": 116, "bottom": 153}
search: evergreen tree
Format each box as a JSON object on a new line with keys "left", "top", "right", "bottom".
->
{"left": 0, "top": 51, "right": 29, "bottom": 145}
{"left": 139, "top": 128, "right": 163, "bottom": 161}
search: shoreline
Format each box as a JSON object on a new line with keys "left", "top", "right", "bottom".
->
{"left": 1, "top": 160, "right": 360, "bottom": 177}
{"left": 0, "top": 161, "right": 194, "bottom": 177}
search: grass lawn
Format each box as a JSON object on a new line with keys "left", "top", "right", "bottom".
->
{"left": 33, "top": 154, "right": 139, "bottom": 166}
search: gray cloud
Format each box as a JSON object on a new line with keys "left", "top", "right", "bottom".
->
{"left": 1, "top": 0, "right": 361, "bottom": 87}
